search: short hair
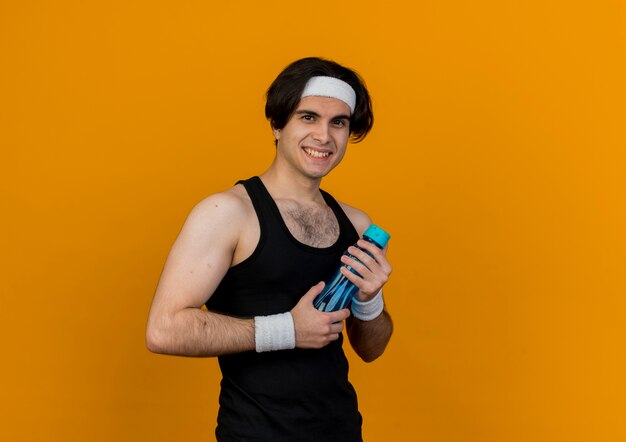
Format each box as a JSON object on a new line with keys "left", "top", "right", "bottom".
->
{"left": 265, "top": 57, "right": 374, "bottom": 143}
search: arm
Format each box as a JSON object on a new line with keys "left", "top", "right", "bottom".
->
{"left": 146, "top": 191, "right": 255, "bottom": 356}
{"left": 347, "top": 309, "right": 393, "bottom": 363}
{"left": 339, "top": 204, "right": 394, "bottom": 362}
{"left": 146, "top": 190, "right": 350, "bottom": 357}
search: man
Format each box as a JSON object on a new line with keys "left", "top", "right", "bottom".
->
{"left": 146, "top": 57, "right": 393, "bottom": 441}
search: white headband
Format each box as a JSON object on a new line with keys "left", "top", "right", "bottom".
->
{"left": 301, "top": 76, "right": 357, "bottom": 114}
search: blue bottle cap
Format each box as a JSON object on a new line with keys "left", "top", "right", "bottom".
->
{"left": 363, "top": 224, "right": 390, "bottom": 248}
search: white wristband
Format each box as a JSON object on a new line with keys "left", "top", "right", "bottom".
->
{"left": 351, "top": 290, "right": 384, "bottom": 321}
{"left": 254, "top": 312, "right": 296, "bottom": 352}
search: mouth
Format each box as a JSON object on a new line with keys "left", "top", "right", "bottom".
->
{"left": 303, "top": 147, "right": 332, "bottom": 159}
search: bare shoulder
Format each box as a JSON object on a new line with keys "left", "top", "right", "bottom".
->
{"left": 189, "top": 184, "right": 250, "bottom": 223}
{"left": 178, "top": 184, "right": 252, "bottom": 247}
{"left": 150, "top": 184, "right": 255, "bottom": 313}
{"left": 337, "top": 201, "right": 372, "bottom": 236}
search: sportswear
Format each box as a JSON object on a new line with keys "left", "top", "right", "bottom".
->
{"left": 205, "top": 176, "right": 362, "bottom": 441}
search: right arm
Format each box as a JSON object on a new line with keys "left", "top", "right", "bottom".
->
{"left": 146, "top": 190, "right": 349, "bottom": 357}
{"left": 146, "top": 191, "right": 255, "bottom": 356}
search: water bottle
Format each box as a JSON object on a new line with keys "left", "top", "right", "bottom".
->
{"left": 314, "top": 224, "right": 390, "bottom": 312}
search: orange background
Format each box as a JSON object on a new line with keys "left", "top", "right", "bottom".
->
{"left": 2, "top": 1, "right": 625, "bottom": 441}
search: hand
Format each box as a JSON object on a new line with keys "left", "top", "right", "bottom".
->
{"left": 340, "top": 240, "right": 392, "bottom": 302}
{"left": 290, "top": 282, "right": 351, "bottom": 349}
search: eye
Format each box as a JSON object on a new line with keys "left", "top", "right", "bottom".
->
{"left": 332, "top": 119, "right": 346, "bottom": 127}
{"left": 302, "top": 114, "right": 314, "bottom": 121}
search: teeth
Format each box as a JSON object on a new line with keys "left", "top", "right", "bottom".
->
{"left": 304, "top": 148, "right": 330, "bottom": 158}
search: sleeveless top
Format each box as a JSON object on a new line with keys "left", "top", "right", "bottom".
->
{"left": 205, "top": 176, "right": 363, "bottom": 442}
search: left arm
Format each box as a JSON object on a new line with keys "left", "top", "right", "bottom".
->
{"left": 339, "top": 204, "right": 394, "bottom": 362}
{"left": 347, "top": 308, "right": 393, "bottom": 363}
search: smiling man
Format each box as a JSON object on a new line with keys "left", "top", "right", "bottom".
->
{"left": 146, "top": 57, "right": 393, "bottom": 441}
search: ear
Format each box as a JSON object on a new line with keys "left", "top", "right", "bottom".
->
{"left": 272, "top": 127, "right": 281, "bottom": 140}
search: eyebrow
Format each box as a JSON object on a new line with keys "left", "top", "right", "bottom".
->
{"left": 295, "top": 109, "right": 351, "bottom": 121}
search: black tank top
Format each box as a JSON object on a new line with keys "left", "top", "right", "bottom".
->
{"left": 205, "top": 176, "right": 362, "bottom": 442}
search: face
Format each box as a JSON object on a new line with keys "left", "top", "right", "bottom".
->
{"left": 273, "top": 95, "right": 351, "bottom": 180}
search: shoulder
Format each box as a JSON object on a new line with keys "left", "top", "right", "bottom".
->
{"left": 337, "top": 201, "right": 372, "bottom": 236}
{"left": 191, "top": 184, "right": 250, "bottom": 216}
{"left": 191, "top": 184, "right": 250, "bottom": 218}
{"left": 180, "top": 184, "right": 253, "bottom": 243}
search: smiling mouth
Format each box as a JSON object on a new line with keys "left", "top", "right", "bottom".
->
{"left": 303, "top": 147, "right": 331, "bottom": 158}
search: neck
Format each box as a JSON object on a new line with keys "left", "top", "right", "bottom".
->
{"left": 259, "top": 164, "right": 324, "bottom": 203}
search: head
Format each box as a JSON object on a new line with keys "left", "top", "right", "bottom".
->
{"left": 265, "top": 57, "right": 374, "bottom": 145}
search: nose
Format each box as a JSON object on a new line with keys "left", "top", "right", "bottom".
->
{"left": 312, "top": 123, "right": 330, "bottom": 144}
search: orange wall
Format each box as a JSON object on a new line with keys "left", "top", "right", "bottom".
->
{"left": 2, "top": 1, "right": 625, "bottom": 441}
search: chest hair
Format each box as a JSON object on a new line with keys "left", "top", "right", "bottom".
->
{"left": 275, "top": 200, "right": 339, "bottom": 248}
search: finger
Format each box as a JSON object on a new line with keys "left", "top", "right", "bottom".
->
{"left": 328, "top": 307, "right": 351, "bottom": 323}
{"left": 340, "top": 266, "right": 380, "bottom": 295}
{"left": 329, "top": 333, "right": 340, "bottom": 342}
{"left": 302, "top": 281, "right": 325, "bottom": 301}
{"left": 356, "top": 239, "right": 385, "bottom": 258}
{"left": 340, "top": 265, "right": 364, "bottom": 287}
{"left": 330, "top": 321, "right": 345, "bottom": 334}
{"left": 341, "top": 253, "right": 373, "bottom": 277}
{"left": 345, "top": 247, "right": 376, "bottom": 269}
{"left": 353, "top": 242, "right": 392, "bottom": 274}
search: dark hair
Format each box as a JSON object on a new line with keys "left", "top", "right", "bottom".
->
{"left": 265, "top": 57, "right": 374, "bottom": 143}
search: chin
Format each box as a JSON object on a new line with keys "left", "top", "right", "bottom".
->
{"left": 306, "top": 172, "right": 327, "bottom": 180}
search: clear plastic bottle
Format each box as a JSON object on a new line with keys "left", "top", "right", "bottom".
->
{"left": 314, "top": 224, "right": 390, "bottom": 312}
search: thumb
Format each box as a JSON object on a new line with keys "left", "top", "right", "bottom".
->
{"left": 302, "top": 281, "right": 325, "bottom": 302}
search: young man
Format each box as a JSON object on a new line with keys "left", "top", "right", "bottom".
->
{"left": 146, "top": 57, "right": 393, "bottom": 441}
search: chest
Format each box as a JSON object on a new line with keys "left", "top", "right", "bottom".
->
{"left": 275, "top": 200, "right": 340, "bottom": 248}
